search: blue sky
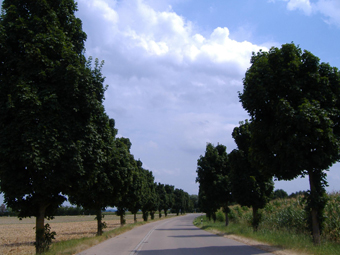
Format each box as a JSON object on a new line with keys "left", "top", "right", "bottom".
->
{"left": 1, "top": 0, "right": 340, "bottom": 205}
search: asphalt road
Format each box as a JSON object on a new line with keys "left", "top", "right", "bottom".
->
{"left": 77, "top": 214, "right": 274, "bottom": 255}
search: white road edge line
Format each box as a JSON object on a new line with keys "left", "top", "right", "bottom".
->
{"left": 129, "top": 217, "right": 178, "bottom": 255}
{"left": 129, "top": 227, "right": 155, "bottom": 255}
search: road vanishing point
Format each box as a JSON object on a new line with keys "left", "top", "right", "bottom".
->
{"left": 77, "top": 214, "right": 274, "bottom": 255}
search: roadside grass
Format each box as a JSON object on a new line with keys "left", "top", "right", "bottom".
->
{"left": 194, "top": 216, "right": 340, "bottom": 255}
{"left": 43, "top": 215, "right": 177, "bottom": 255}
{"left": 43, "top": 221, "right": 144, "bottom": 255}
{"left": 193, "top": 193, "right": 340, "bottom": 255}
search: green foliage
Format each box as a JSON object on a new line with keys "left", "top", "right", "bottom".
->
{"left": 229, "top": 120, "right": 274, "bottom": 231}
{"left": 197, "top": 215, "right": 340, "bottom": 255}
{"left": 139, "top": 166, "right": 159, "bottom": 221}
{"left": 324, "top": 192, "right": 340, "bottom": 242}
{"left": 227, "top": 194, "right": 340, "bottom": 243}
{"left": 272, "top": 189, "right": 289, "bottom": 200}
{"left": 196, "top": 143, "right": 232, "bottom": 224}
{"left": 289, "top": 190, "right": 308, "bottom": 198}
{"left": 216, "top": 209, "right": 225, "bottom": 222}
{"left": 34, "top": 223, "right": 56, "bottom": 253}
{"left": 54, "top": 206, "right": 88, "bottom": 216}
{"left": 163, "top": 184, "right": 175, "bottom": 216}
{"left": 239, "top": 43, "right": 340, "bottom": 243}
{"left": 172, "top": 188, "right": 188, "bottom": 215}
{"left": 0, "top": 0, "right": 108, "bottom": 252}
{"left": 156, "top": 183, "right": 166, "bottom": 217}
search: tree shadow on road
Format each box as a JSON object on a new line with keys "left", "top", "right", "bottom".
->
{"left": 134, "top": 245, "right": 274, "bottom": 255}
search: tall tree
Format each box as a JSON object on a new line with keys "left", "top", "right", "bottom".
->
{"left": 163, "top": 184, "right": 174, "bottom": 217}
{"left": 156, "top": 183, "right": 166, "bottom": 218}
{"left": 0, "top": 1, "right": 100, "bottom": 252}
{"left": 140, "top": 169, "right": 157, "bottom": 221}
{"left": 239, "top": 43, "right": 340, "bottom": 243}
{"left": 114, "top": 137, "right": 137, "bottom": 226}
{"left": 172, "top": 188, "right": 183, "bottom": 216}
{"left": 229, "top": 120, "right": 274, "bottom": 231}
{"left": 69, "top": 128, "right": 133, "bottom": 235}
{"left": 196, "top": 143, "right": 232, "bottom": 225}
{"left": 189, "top": 194, "right": 198, "bottom": 212}
{"left": 127, "top": 159, "right": 146, "bottom": 223}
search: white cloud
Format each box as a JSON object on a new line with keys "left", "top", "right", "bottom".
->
{"left": 286, "top": 0, "right": 313, "bottom": 15}
{"left": 76, "top": 0, "right": 266, "bottom": 192}
{"left": 274, "top": 0, "right": 340, "bottom": 27}
{"left": 315, "top": 0, "right": 340, "bottom": 27}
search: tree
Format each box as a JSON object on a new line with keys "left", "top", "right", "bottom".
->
{"left": 156, "top": 183, "right": 166, "bottom": 218}
{"left": 196, "top": 143, "right": 232, "bottom": 225}
{"left": 140, "top": 169, "right": 157, "bottom": 221}
{"left": 273, "top": 189, "right": 288, "bottom": 200}
{"left": 189, "top": 194, "right": 199, "bottom": 212}
{"left": 127, "top": 160, "right": 146, "bottom": 223}
{"left": 163, "top": 184, "right": 174, "bottom": 216}
{"left": 172, "top": 188, "right": 190, "bottom": 215}
{"left": 0, "top": 204, "right": 6, "bottom": 215}
{"left": 172, "top": 189, "right": 184, "bottom": 216}
{"left": 114, "top": 137, "right": 137, "bottom": 226}
{"left": 149, "top": 182, "right": 159, "bottom": 220}
{"left": 0, "top": 1, "right": 101, "bottom": 252}
{"left": 69, "top": 125, "right": 133, "bottom": 235}
{"left": 239, "top": 43, "right": 340, "bottom": 243}
{"left": 229, "top": 120, "right": 274, "bottom": 231}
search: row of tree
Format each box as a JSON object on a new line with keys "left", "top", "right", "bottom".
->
{"left": 197, "top": 43, "right": 340, "bottom": 245}
{"left": 0, "top": 1, "right": 193, "bottom": 253}
{"left": 196, "top": 122, "right": 273, "bottom": 230}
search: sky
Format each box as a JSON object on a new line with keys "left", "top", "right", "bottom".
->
{"left": 0, "top": 0, "right": 340, "bottom": 205}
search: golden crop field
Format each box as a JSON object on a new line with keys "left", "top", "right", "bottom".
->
{"left": 0, "top": 214, "right": 144, "bottom": 255}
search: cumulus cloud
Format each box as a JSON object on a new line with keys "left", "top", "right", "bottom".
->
{"left": 76, "top": 0, "right": 265, "bottom": 190}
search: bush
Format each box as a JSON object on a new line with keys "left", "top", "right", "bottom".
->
{"left": 228, "top": 208, "right": 238, "bottom": 222}
{"left": 216, "top": 209, "right": 225, "bottom": 222}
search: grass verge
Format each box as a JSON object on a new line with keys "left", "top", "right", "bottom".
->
{"left": 193, "top": 215, "right": 340, "bottom": 255}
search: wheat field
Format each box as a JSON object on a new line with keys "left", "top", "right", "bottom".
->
{"left": 0, "top": 214, "right": 144, "bottom": 255}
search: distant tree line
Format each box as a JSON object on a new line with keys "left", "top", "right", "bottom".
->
{"left": 196, "top": 43, "right": 340, "bottom": 245}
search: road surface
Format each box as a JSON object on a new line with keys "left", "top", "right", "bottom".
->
{"left": 77, "top": 214, "right": 274, "bottom": 255}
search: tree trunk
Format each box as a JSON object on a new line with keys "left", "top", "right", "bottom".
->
{"left": 120, "top": 214, "right": 125, "bottom": 225}
{"left": 308, "top": 170, "right": 321, "bottom": 245}
{"left": 142, "top": 210, "right": 148, "bottom": 221}
{"left": 35, "top": 205, "right": 47, "bottom": 254}
{"left": 164, "top": 209, "right": 168, "bottom": 217}
{"left": 212, "top": 212, "right": 216, "bottom": 223}
{"left": 224, "top": 205, "right": 229, "bottom": 226}
{"left": 252, "top": 207, "right": 260, "bottom": 232}
{"left": 134, "top": 213, "right": 137, "bottom": 223}
{"left": 96, "top": 210, "right": 103, "bottom": 236}
{"left": 159, "top": 210, "right": 162, "bottom": 218}
{"left": 225, "top": 211, "right": 229, "bottom": 226}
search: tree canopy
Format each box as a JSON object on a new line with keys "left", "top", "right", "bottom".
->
{"left": 196, "top": 143, "right": 232, "bottom": 225}
{"left": 0, "top": 0, "right": 99, "bottom": 252}
{"left": 239, "top": 43, "right": 340, "bottom": 243}
{"left": 229, "top": 120, "right": 274, "bottom": 230}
